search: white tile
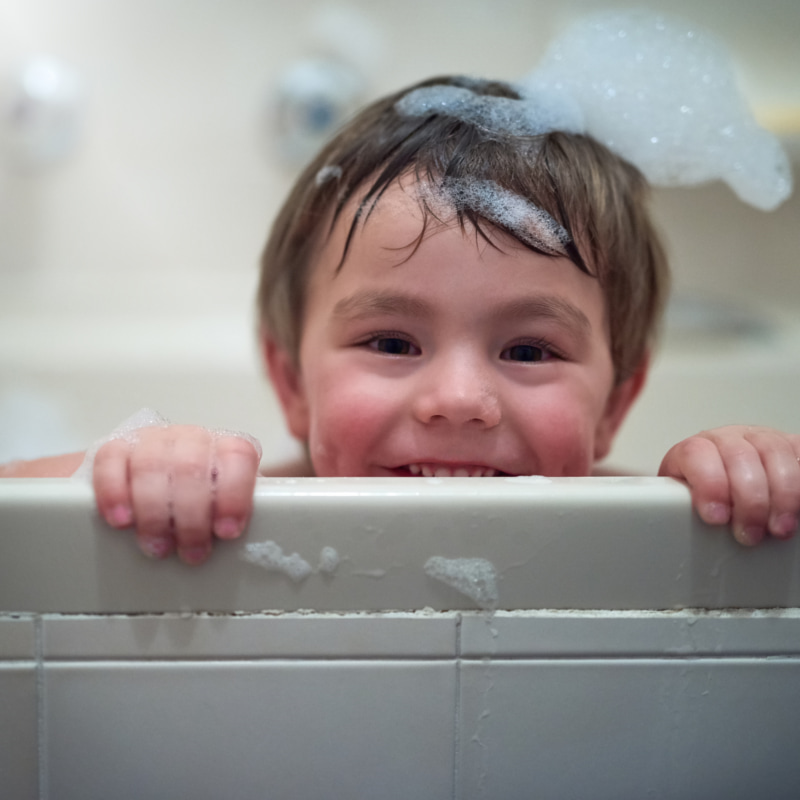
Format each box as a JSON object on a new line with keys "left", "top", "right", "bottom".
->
{"left": 43, "top": 612, "right": 458, "bottom": 659}
{"left": 458, "top": 659, "right": 800, "bottom": 799}
{"left": 46, "top": 660, "right": 456, "bottom": 799}
{"left": 0, "top": 665, "right": 38, "bottom": 799}
{"left": 460, "top": 609, "right": 800, "bottom": 658}
{"left": 0, "top": 615, "right": 36, "bottom": 659}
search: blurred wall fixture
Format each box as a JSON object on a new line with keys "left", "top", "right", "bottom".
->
{"left": 272, "top": 56, "right": 365, "bottom": 168}
{"left": 1, "top": 55, "right": 85, "bottom": 172}
{"left": 268, "top": 6, "right": 386, "bottom": 169}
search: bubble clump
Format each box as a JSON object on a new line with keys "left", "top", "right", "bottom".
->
{"left": 72, "top": 407, "right": 170, "bottom": 480}
{"left": 241, "top": 540, "right": 313, "bottom": 582}
{"left": 521, "top": 9, "right": 792, "bottom": 210}
{"left": 424, "top": 556, "right": 498, "bottom": 610}
{"left": 446, "top": 179, "right": 572, "bottom": 257}
{"left": 72, "top": 408, "right": 263, "bottom": 480}
{"left": 396, "top": 84, "right": 583, "bottom": 138}
{"left": 317, "top": 546, "right": 341, "bottom": 575}
{"left": 315, "top": 164, "right": 342, "bottom": 185}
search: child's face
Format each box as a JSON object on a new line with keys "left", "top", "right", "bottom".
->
{"left": 268, "top": 179, "right": 643, "bottom": 477}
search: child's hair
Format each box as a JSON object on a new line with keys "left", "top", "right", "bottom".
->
{"left": 257, "top": 75, "right": 669, "bottom": 383}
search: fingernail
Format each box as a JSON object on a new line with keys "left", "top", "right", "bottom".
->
{"left": 179, "top": 545, "right": 210, "bottom": 565}
{"left": 108, "top": 504, "right": 134, "bottom": 528}
{"left": 214, "top": 517, "right": 243, "bottom": 540}
{"left": 140, "top": 536, "right": 173, "bottom": 559}
{"left": 702, "top": 502, "right": 730, "bottom": 525}
{"left": 736, "top": 526, "right": 765, "bottom": 547}
{"left": 770, "top": 513, "right": 797, "bottom": 539}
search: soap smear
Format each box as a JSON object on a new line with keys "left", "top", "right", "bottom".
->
{"left": 241, "top": 541, "right": 313, "bottom": 582}
{"left": 352, "top": 568, "right": 387, "bottom": 578}
{"left": 424, "top": 557, "right": 499, "bottom": 610}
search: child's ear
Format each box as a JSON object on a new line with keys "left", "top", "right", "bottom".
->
{"left": 593, "top": 353, "right": 650, "bottom": 462}
{"left": 261, "top": 332, "right": 310, "bottom": 441}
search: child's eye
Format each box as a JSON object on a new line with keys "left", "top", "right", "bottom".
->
{"left": 366, "top": 335, "right": 420, "bottom": 356}
{"left": 500, "top": 342, "right": 555, "bottom": 363}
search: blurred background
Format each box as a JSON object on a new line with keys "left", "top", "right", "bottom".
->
{"left": 0, "top": 0, "right": 798, "bottom": 473}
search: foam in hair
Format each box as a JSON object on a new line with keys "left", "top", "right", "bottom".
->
{"left": 448, "top": 179, "right": 571, "bottom": 256}
{"left": 417, "top": 178, "right": 572, "bottom": 258}
{"left": 396, "top": 84, "right": 584, "bottom": 137}
{"left": 315, "top": 165, "right": 343, "bottom": 185}
{"left": 394, "top": 10, "right": 791, "bottom": 211}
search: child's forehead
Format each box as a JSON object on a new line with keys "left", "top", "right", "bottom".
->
{"left": 307, "top": 178, "right": 608, "bottom": 322}
{"left": 317, "top": 176, "right": 541, "bottom": 271}
{"left": 352, "top": 177, "right": 436, "bottom": 249}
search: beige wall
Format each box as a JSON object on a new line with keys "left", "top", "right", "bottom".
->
{"left": 0, "top": 0, "right": 797, "bottom": 322}
{"left": 0, "top": 1, "right": 797, "bottom": 464}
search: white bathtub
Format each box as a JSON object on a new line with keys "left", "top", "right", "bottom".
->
{"left": 1, "top": 304, "right": 798, "bottom": 473}
{"left": 613, "top": 302, "right": 800, "bottom": 473}
{"left": 2, "top": 476, "right": 799, "bottom": 798}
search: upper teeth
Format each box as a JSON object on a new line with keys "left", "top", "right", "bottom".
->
{"left": 407, "top": 464, "right": 498, "bottom": 478}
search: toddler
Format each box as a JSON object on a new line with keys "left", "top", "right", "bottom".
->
{"left": 5, "top": 73, "right": 799, "bottom": 564}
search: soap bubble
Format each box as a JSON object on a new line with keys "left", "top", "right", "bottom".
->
{"left": 424, "top": 556, "right": 498, "bottom": 610}
{"left": 396, "top": 83, "right": 583, "bottom": 137}
{"left": 521, "top": 10, "right": 792, "bottom": 210}
{"left": 242, "top": 540, "right": 313, "bottom": 582}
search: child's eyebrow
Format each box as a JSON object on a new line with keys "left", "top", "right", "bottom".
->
{"left": 332, "top": 290, "right": 592, "bottom": 335}
{"left": 332, "top": 290, "right": 433, "bottom": 321}
{"left": 497, "top": 296, "right": 593, "bottom": 335}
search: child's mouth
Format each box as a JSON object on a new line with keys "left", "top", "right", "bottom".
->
{"left": 398, "top": 463, "right": 509, "bottom": 478}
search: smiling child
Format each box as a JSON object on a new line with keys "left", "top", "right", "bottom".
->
{"left": 4, "top": 75, "right": 799, "bottom": 565}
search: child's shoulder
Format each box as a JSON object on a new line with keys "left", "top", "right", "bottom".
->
{"left": 0, "top": 452, "right": 85, "bottom": 478}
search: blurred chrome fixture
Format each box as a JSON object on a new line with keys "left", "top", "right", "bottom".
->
{"left": 2, "top": 55, "right": 85, "bottom": 171}
{"left": 272, "top": 56, "right": 365, "bottom": 167}
{"left": 270, "top": 6, "right": 385, "bottom": 168}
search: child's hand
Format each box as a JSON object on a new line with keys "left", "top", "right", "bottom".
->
{"left": 659, "top": 425, "right": 800, "bottom": 546}
{"left": 92, "top": 425, "right": 261, "bottom": 564}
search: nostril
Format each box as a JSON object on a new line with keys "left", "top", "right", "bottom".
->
{"left": 414, "top": 397, "right": 501, "bottom": 428}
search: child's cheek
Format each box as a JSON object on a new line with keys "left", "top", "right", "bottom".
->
{"left": 307, "top": 371, "right": 397, "bottom": 477}
{"left": 515, "top": 393, "right": 598, "bottom": 477}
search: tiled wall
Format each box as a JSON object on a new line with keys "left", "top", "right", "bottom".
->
{"left": 2, "top": 477, "right": 800, "bottom": 797}
{"left": 3, "top": 610, "right": 800, "bottom": 799}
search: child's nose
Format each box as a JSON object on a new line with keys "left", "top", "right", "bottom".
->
{"left": 412, "top": 352, "right": 501, "bottom": 428}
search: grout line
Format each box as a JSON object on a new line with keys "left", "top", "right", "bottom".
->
{"left": 34, "top": 650, "right": 800, "bottom": 663}
{"left": 38, "top": 654, "right": 462, "bottom": 666}
{"left": 453, "top": 613, "right": 462, "bottom": 800}
{"left": 35, "top": 615, "right": 48, "bottom": 800}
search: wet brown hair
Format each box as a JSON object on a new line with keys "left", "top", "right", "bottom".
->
{"left": 257, "top": 75, "right": 669, "bottom": 382}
